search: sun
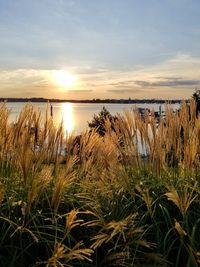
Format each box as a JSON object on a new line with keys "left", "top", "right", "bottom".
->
{"left": 54, "top": 70, "right": 77, "bottom": 88}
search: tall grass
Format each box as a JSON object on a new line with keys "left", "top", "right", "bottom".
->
{"left": 0, "top": 100, "right": 199, "bottom": 266}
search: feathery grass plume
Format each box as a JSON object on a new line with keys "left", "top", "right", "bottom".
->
{"left": 177, "top": 100, "right": 200, "bottom": 169}
{"left": 76, "top": 130, "right": 103, "bottom": 176}
{"left": 51, "top": 156, "right": 77, "bottom": 211}
{"left": 51, "top": 122, "right": 64, "bottom": 173}
{"left": 7, "top": 105, "right": 50, "bottom": 184}
{"left": 174, "top": 220, "right": 200, "bottom": 267}
{"left": 136, "top": 185, "right": 154, "bottom": 216}
{"left": 89, "top": 213, "right": 142, "bottom": 248}
{"left": 64, "top": 133, "right": 78, "bottom": 162}
{"left": 114, "top": 110, "right": 141, "bottom": 167}
{"left": 174, "top": 220, "right": 187, "bottom": 238}
{"left": 97, "top": 134, "right": 119, "bottom": 171}
{"left": 16, "top": 133, "right": 35, "bottom": 185}
{"left": 47, "top": 241, "right": 93, "bottom": 267}
{"left": 165, "top": 184, "right": 197, "bottom": 217}
{"left": 89, "top": 212, "right": 157, "bottom": 266}
{"left": 27, "top": 165, "right": 53, "bottom": 210}
{"left": 65, "top": 209, "right": 84, "bottom": 233}
{"left": 79, "top": 130, "right": 101, "bottom": 160}
{"left": 136, "top": 100, "right": 200, "bottom": 172}
{"left": 51, "top": 170, "right": 73, "bottom": 211}
{"left": 0, "top": 103, "right": 10, "bottom": 160}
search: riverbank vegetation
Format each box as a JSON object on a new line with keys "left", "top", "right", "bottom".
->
{"left": 0, "top": 99, "right": 199, "bottom": 266}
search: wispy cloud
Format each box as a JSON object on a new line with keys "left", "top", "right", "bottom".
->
{"left": 135, "top": 79, "right": 200, "bottom": 88}
{"left": 67, "top": 89, "right": 93, "bottom": 93}
{"left": 108, "top": 80, "right": 136, "bottom": 87}
{"left": 107, "top": 88, "right": 142, "bottom": 94}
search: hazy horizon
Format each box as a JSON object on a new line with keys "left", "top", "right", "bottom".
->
{"left": 0, "top": 0, "right": 200, "bottom": 100}
{"left": 0, "top": 96, "right": 186, "bottom": 101}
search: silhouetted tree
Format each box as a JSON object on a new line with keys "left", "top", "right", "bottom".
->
{"left": 88, "top": 106, "right": 118, "bottom": 136}
{"left": 193, "top": 89, "right": 200, "bottom": 115}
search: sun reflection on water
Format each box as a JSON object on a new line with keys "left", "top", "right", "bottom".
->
{"left": 61, "top": 102, "right": 74, "bottom": 136}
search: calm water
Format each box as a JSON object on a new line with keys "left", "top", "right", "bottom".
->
{"left": 6, "top": 102, "right": 179, "bottom": 135}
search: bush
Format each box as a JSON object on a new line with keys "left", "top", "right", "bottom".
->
{"left": 88, "top": 106, "right": 118, "bottom": 136}
{"left": 193, "top": 89, "right": 200, "bottom": 115}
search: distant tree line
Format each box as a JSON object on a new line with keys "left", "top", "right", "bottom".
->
{"left": 0, "top": 97, "right": 183, "bottom": 104}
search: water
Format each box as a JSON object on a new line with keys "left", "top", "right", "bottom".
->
{"left": 5, "top": 102, "right": 180, "bottom": 135}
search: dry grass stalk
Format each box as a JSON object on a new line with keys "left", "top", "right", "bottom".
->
{"left": 0, "top": 100, "right": 199, "bottom": 176}
{"left": 65, "top": 209, "right": 84, "bottom": 234}
{"left": 27, "top": 165, "right": 53, "bottom": 210}
{"left": 51, "top": 157, "right": 77, "bottom": 211}
{"left": 165, "top": 184, "right": 197, "bottom": 217}
{"left": 47, "top": 241, "right": 93, "bottom": 267}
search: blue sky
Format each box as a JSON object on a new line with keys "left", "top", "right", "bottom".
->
{"left": 0, "top": 0, "right": 200, "bottom": 99}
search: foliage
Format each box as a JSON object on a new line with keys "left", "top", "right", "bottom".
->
{"left": 88, "top": 106, "right": 118, "bottom": 136}
{"left": 0, "top": 100, "right": 199, "bottom": 266}
{"left": 193, "top": 89, "right": 200, "bottom": 114}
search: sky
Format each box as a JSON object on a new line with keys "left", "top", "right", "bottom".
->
{"left": 0, "top": 0, "right": 200, "bottom": 100}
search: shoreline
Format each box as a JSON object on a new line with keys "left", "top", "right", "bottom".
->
{"left": 0, "top": 97, "right": 184, "bottom": 104}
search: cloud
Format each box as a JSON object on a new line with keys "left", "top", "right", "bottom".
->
{"left": 67, "top": 89, "right": 93, "bottom": 93}
{"left": 135, "top": 79, "right": 200, "bottom": 88}
{"left": 0, "top": 69, "right": 50, "bottom": 86}
{"left": 134, "top": 81, "right": 151, "bottom": 87}
{"left": 0, "top": 53, "right": 200, "bottom": 99}
{"left": 154, "top": 76, "right": 182, "bottom": 81}
{"left": 107, "top": 88, "right": 142, "bottom": 94}
{"left": 157, "top": 79, "right": 200, "bottom": 87}
{"left": 108, "top": 80, "right": 136, "bottom": 87}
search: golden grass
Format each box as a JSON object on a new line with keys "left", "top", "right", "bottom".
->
{"left": 0, "top": 100, "right": 199, "bottom": 266}
{"left": 0, "top": 100, "right": 199, "bottom": 174}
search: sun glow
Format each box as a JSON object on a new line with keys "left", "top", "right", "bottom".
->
{"left": 54, "top": 70, "right": 77, "bottom": 88}
{"left": 61, "top": 102, "right": 74, "bottom": 136}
